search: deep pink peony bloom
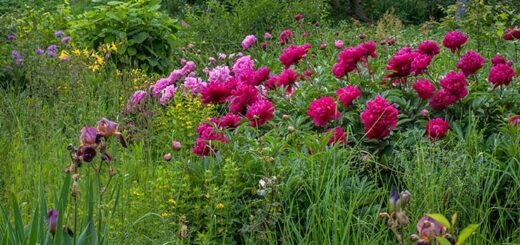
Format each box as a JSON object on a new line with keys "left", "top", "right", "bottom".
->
{"left": 279, "top": 29, "right": 293, "bottom": 45}
{"left": 360, "top": 96, "right": 398, "bottom": 140}
{"left": 261, "top": 42, "right": 267, "bottom": 49}
{"left": 319, "top": 43, "right": 327, "bottom": 50}
{"left": 307, "top": 97, "right": 340, "bottom": 127}
{"left": 411, "top": 54, "right": 432, "bottom": 75}
{"left": 246, "top": 100, "right": 275, "bottom": 127}
{"left": 218, "top": 113, "right": 243, "bottom": 128}
{"left": 412, "top": 79, "right": 436, "bottom": 100}
{"left": 417, "top": 40, "right": 440, "bottom": 57}
{"left": 503, "top": 27, "right": 520, "bottom": 41}
{"left": 359, "top": 41, "right": 377, "bottom": 58}
{"left": 456, "top": 50, "right": 486, "bottom": 76}
{"left": 327, "top": 126, "right": 347, "bottom": 145}
{"left": 336, "top": 86, "right": 361, "bottom": 107}
{"left": 265, "top": 68, "right": 298, "bottom": 89}
{"left": 279, "top": 43, "right": 311, "bottom": 67}
{"left": 200, "top": 81, "right": 233, "bottom": 104}
{"left": 439, "top": 71, "right": 468, "bottom": 99}
{"left": 429, "top": 89, "right": 459, "bottom": 110}
{"left": 442, "top": 31, "right": 468, "bottom": 53}
{"left": 358, "top": 33, "right": 366, "bottom": 39}
{"left": 332, "top": 42, "right": 376, "bottom": 78}
{"left": 426, "top": 118, "right": 449, "bottom": 140}
{"left": 490, "top": 54, "right": 510, "bottom": 66}
{"left": 294, "top": 14, "right": 303, "bottom": 21}
{"left": 241, "top": 35, "right": 257, "bottom": 50}
{"left": 229, "top": 84, "right": 260, "bottom": 113}
{"left": 488, "top": 64, "right": 515, "bottom": 88}
{"left": 384, "top": 48, "right": 417, "bottom": 81}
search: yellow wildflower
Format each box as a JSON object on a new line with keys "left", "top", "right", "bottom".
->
{"left": 116, "top": 69, "right": 123, "bottom": 77}
{"left": 94, "top": 54, "right": 104, "bottom": 65}
{"left": 168, "top": 198, "right": 176, "bottom": 205}
{"left": 216, "top": 203, "right": 224, "bottom": 209}
{"left": 161, "top": 212, "right": 170, "bottom": 218}
{"left": 58, "top": 50, "right": 69, "bottom": 61}
{"left": 89, "top": 64, "right": 100, "bottom": 72}
{"left": 72, "top": 48, "right": 81, "bottom": 56}
{"left": 83, "top": 48, "right": 89, "bottom": 57}
{"left": 110, "top": 42, "right": 118, "bottom": 52}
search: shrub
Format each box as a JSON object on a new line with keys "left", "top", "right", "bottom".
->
{"left": 70, "top": 0, "right": 180, "bottom": 73}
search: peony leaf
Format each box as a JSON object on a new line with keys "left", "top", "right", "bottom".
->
{"left": 437, "top": 237, "right": 452, "bottom": 245}
{"left": 428, "top": 213, "right": 451, "bottom": 229}
{"left": 456, "top": 224, "right": 479, "bottom": 245}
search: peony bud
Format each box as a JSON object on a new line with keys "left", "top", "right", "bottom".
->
{"left": 164, "top": 153, "right": 172, "bottom": 161}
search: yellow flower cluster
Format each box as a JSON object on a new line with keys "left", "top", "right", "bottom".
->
{"left": 69, "top": 42, "right": 118, "bottom": 72}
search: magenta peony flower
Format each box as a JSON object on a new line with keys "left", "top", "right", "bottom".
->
{"left": 229, "top": 84, "right": 260, "bottom": 113}
{"left": 336, "top": 86, "right": 361, "bottom": 107}
{"left": 384, "top": 48, "right": 417, "bottom": 81}
{"left": 241, "top": 35, "right": 257, "bottom": 50}
{"left": 217, "top": 113, "right": 243, "bottom": 128}
{"left": 439, "top": 71, "right": 468, "bottom": 98}
{"left": 200, "top": 81, "right": 233, "bottom": 104}
{"left": 334, "top": 40, "right": 344, "bottom": 49}
{"left": 503, "top": 27, "right": 520, "bottom": 41}
{"left": 410, "top": 54, "right": 432, "bottom": 75}
{"left": 490, "top": 54, "right": 510, "bottom": 66}
{"left": 265, "top": 68, "right": 298, "bottom": 89}
{"left": 456, "top": 50, "right": 486, "bottom": 76}
{"left": 509, "top": 115, "right": 520, "bottom": 125}
{"left": 426, "top": 118, "right": 449, "bottom": 140}
{"left": 386, "top": 38, "right": 396, "bottom": 46}
{"left": 417, "top": 40, "right": 440, "bottom": 57}
{"left": 172, "top": 141, "right": 182, "bottom": 150}
{"left": 429, "top": 89, "right": 459, "bottom": 110}
{"left": 327, "top": 126, "right": 347, "bottom": 145}
{"left": 294, "top": 14, "right": 303, "bottom": 21}
{"left": 279, "top": 29, "right": 293, "bottom": 45}
{"left": 488, "top": 64, "right": 515, "bottom": 88}
{"left": 360, "top": 96, "right": 398, "bottom": 140}
{"left": 130, "top": 90, "right": 146, "bottom": 105}
{"left": 279, "top": 43, "right": 311, "bottom": 67}
{"left": 307, "top": 97, "right": 340, "bottom": 127}
{"left": 412, "top": 79, "right": 436, "bottom": 100}
{"left": 246, "top": 100, "right": 275, "bottom": 127}
{"left": 442, "top": 31, "right": 468, "bottom": 53}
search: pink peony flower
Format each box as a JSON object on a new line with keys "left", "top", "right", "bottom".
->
{"left": 261, "top": 42, "right": 267, "bottom": 49}
{"left": 279, "top": 43, "right": 311, "bottom": 67}
{"left": 327, "top": 126, "right": 347, "bottom": 145}
{"left": 429, "top": 89, "right": 459, "bottom": 110}
{"left": 241, "top": 35, "right": 257, "bottom": 50}
{"left": 264, "top": 32, "right": 272, "bottom": 39}
{"left": 412, "top": 79, "right": 436, "bottom": 100}
{"left": 279, "top": 29, "right": 293, "bottom": 45}
{"left": 442, "top": 31, "right": 468, "bottom": 53}
{"left": 307, "top": 97, "right": 340, "bottom": 127}
{"left": 334, "top": 40, "right": 344, "bottom": 49}
{"left": 232, "top": 55, "right": 255, "bottom": 81}
{"left": 172, "top": 141, "right": 182, "bottom": 150}
{"left": 265, "top": 68, "right": 298, "bottom": 89}
{"left": 336, "top": 86, "right": 361, "bottom": 107}
{"left": 503, "top": 27, "right": 520, "bottom": 41}
{"left": 183, "top": 77, "right": 206, "bottom": 95}
{"left": 294, "top": 14, "right": 303, "bottom": 21}
{"left": 160, "top": 85, "right": 177, "bottom": 105}
{"left": 360, "top": 96, "right": 398, "bottom": 140}
{"left": 319, "top": 43, "right": 327, "bottom": 50}
{"left": 164, "top": 153, "right": 172, "bottom": 161}
{"left": 246, "top": 100, "right": 275, "bottom": 127}
{"left": 208, "top": 66, "right": 231, "bottom": 82}
{"left": 410, "top": 54, "right": 432, "bottom": 75}
{"left": 488, "top": 64, "right": 515, "bottom": 88}
{"left": 509, "top": 115, "right": 520, "bottom": 125}
{"left": 130, "top": 90, "right": 146, "bottom": 105}
{"left": 426, "top": 118, "right": 449, "bottom": 140}
{"left": 417, "top": 40, "right": 440, "bottom": 57}
{"left": 217, "top": 113, "right": 243, "bottom": 128}
{"left": 456, "top": 50, "right": 486, "bottom": 76}
{"left": 439, "top": 71, "right": 468, "bottom": 99}
{"left": 491, "top": 54, "right": 510, "bottom": 66}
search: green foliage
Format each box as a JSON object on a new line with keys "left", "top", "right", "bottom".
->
{"left": 181, "top": 0, "right": 329, "bottom": 49}
{"left": 70, "top": 0, "right": 180, "bottom": 73}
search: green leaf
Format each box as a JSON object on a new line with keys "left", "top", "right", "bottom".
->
{"left": 131, "top": 32, "right": 150, "bottom": 44}
{"left": 428, "top": 213, "right": 451, "bottom": 229}
{"left": 127, "top": 47, "right": 137, "bottom": 56}
{"left": 456, "top": 224, "right": 479, "bottom": 245}
{"left": 437, "top": 237, "right": 452, "bottom": 245}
